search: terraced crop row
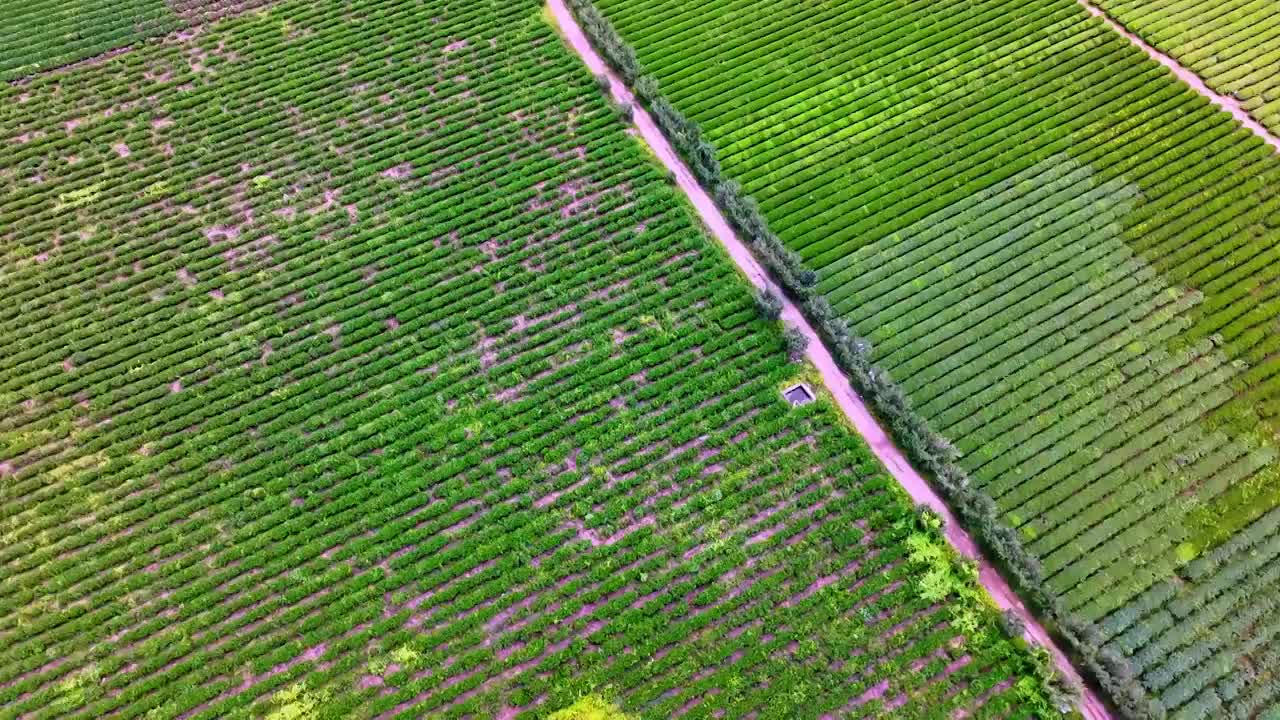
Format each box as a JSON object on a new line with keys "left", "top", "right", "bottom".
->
{"left": 1094, "top": 0, "right": 1280, "bottom": 136}
{"left": 0, "top": 0, "right": 1057, "bottom": 717}
{"left": 587, "top": 0, "right": 1280, "bottom": 716}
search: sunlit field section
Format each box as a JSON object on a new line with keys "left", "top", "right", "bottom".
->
{"left": 1095, "top": 0, "right": 1280, "bottom": 135}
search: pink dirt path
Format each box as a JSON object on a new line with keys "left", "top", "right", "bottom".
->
{"left": 1079, "top": 0, "right": 1280, "bottom": 154}
{"left": 546, "top": 2, "right": 1111, "bottom": 718}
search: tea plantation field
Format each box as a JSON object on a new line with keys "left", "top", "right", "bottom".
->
{"left": 0, "top": 0, "right": 274, "bottom": 80}
{"left": 0, "top": 0, "right": 177, "bottom": 80}
{"left": 588, "top": 0, "right": 1280, "bottom": 716}
{"left": 1094, "top": 0, "right": 1280, "bottom": 136}
{"left": 0, "top": 0, "right": 1058, "bottom": 717}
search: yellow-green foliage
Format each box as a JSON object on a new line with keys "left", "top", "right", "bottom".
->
{"left": 266, "top": 683, "right": 328, "bottom": 720}
{"left": 50, "top": 451, "right": 108, "bottom": 482}
{"left": 906, "top": 532, "right": 958, "bottom": 602}
{"left": 57, "top": 183, "right": 101, "bottom": 209}
{"left": 142, "top": 180, "right": 171, "bottom": 198}
{"left": 369, "top": 645, "right": 423, "bottom": 677}
{"left": 545, "top": 695, "right": 632, "bottom": 720}
{"left": 905, "top": 531, "right": 985, "bottom": 635}
{"left": 52, "top": 665, "right": 100, "bottom": 713}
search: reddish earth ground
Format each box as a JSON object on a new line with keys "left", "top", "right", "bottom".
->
{"left": 546, "top": 1, "right": 1113, "bottom": 717}
{"left": 1077, "top": 0, "right": 1280, "bottom": 154}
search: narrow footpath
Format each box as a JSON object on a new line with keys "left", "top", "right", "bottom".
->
{"left": 1078, "top": 0, "right": 1280, "bottom": 154}
{"left": 546, "top": 1, "right": 1112, "bottom": 718}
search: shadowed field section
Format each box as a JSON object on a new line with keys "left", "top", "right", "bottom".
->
{"left": 1101, "top": 504, "right": 1280, "bottom": 717}
{"left": 824, "top": 155, "right": 1275, "bottom": 619}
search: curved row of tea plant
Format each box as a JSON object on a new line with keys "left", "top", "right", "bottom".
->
{"left": 582, "top": 0, "right": 1280, "bottom": 716}
{"left": 1094, "top": 0, "right": 1280, "bottom": 136}
{"left": 0, "top": 0, "right": 1060, "bottom": 717}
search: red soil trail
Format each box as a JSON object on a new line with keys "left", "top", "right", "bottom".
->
{"left": 546, "top": 2, "right": 1111, "bottom": 718}
{"left": 1078, "top": 0, "right": 1280, "bottom": 154}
